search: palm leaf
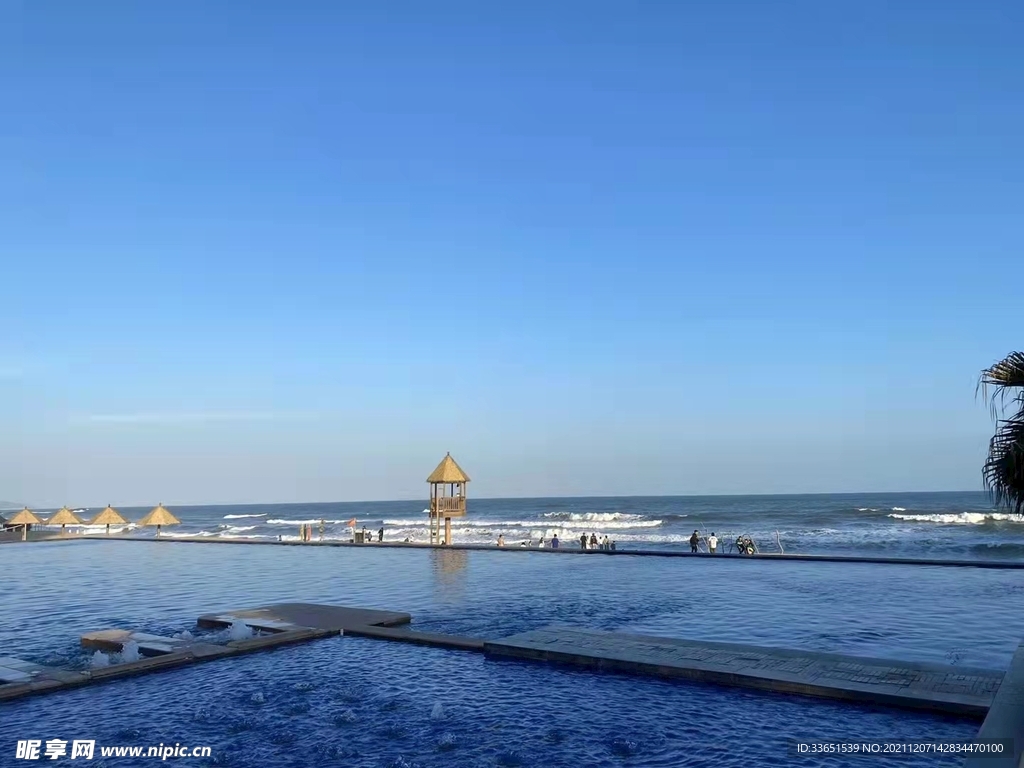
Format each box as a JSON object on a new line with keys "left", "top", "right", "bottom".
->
{"left": 980, "top": 352, "right": 1024, "bottom": 515}
{"left": 983, "top": 417, "right": 1024, "bottom": 515}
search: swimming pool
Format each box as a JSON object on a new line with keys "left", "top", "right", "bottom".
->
{"left": 3, "top": 540, "right": 1020, "bottom": 766}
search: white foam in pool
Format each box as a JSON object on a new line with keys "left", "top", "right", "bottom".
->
{"left": 120, "top": 640, "right": 141, "bottom": 663}
{"left": 90, "top": 651, "right": 110, "bottom": 668}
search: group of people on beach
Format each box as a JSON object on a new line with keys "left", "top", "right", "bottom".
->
{"left": 579, "top": 532, "right": 615, "bottom": 550}
{"left": 688, "top": 530, "right": 758, "bottom": 555}
{"left": 495, "top": 532, "right": 616, "bottom": 550}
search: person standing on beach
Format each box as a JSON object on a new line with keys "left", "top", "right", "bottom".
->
{"left": 497, "top": 534, "right": 505, "bottom": 547}
{"left": 551, "top": 533, "right": 559, "bottom": 549}
{"left": 378, "top": 527, "right": 384, "bottom": 542}
{"left": 580, "top": 533, "right": 588, "bottom": 550}
{"left": 690, "top": 530, "right": 700, "bottom": 553}
{"left": 708, "top": 532, "right": 718, "bottom": 554}
{"left": 590, "top": 533, "right": 599, "bottom": 549}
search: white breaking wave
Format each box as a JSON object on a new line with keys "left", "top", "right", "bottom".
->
{"left": 381, "top": 517, "right": 662, "bottom": 530}
{"left": 265, "top": 518, "right": 353, "bottom": 526}
{"left": 219, "top": 525, "right": 256, "bottom": 534}
{"left": 541, "top": 512, "right": 645, "bottom": 522}
{"left": 891, "top": 507, "right": 907, "bottom": 512}
{"left": 37, "top": 523, "right": 137, "bottom": 533}
{"left": 889, "top": 512, "right": 1021, "bottom": 525}
{"left": 223, "top": 513, "right": 267, "bottom": 519}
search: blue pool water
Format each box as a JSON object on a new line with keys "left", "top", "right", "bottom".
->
{"left": 3, "top": 539, "right": 1021, "bottom": 766}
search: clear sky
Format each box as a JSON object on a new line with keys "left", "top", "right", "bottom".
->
{"left": 2, "top": 1, "right": 1022, "bottom": 507}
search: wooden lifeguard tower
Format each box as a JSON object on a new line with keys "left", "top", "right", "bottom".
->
{"left": 427, "top": 452, "right": 469, "bottom": 545}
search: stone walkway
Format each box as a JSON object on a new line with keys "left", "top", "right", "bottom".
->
{"left": 484, "top": 626, "right": 1003, "bottom": 717}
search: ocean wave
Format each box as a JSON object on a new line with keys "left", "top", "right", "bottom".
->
{"left": 265, "top": 518, "right": 354, "bottom": 526}
{"left": 379, "top": 517, "right": 662, "bottom": 530}
{"left": 218, "top": 525, "right": 256, "bottom": 534}
{"left": 223, "top": 513, "right": 267, "bottom": 519}
{"left": 541, "top": 512, "right": 645, "bottom": 522}
{"left": 889, "top": 512, "right": 1021, "bottom": 525}
{"left": 891, "top": 507, "right": 907, "bottom": 512}
{"left": 37, "top": 523, "right": 137, "bottom": 533}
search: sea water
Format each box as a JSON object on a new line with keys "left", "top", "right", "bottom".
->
{"left": 2, "top": 537, "right": 1021, "bottom": 766}
{"left": 35, "top": 491, "right": 1024, "bottom": 559}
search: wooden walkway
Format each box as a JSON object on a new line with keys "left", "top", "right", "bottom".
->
{"left": 484, "top": 627, "right": 1004, "bottom": 718}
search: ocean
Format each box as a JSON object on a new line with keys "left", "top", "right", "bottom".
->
{"left": 39, "top": 490, "right": 1024, "bottom": 559}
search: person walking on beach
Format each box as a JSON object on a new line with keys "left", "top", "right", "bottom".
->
{"left": 708, "top": 532, "right": 718, "bottom": 554}
{"left": 580, "top": 533, "right": 588, "bottom": 550}
{"left": 690, "top": 530, "right": 700, "bottom": 553}
{"left": 551, "top": 533, "right": 559, "bottom": 549}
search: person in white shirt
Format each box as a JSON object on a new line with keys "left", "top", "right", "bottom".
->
{"left": 708, "top": 532, "right": 719, "bottom": 554}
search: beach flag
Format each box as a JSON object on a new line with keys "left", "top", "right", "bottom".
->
{"left": 347, "top": 518, "right": 356, "bottom": 528}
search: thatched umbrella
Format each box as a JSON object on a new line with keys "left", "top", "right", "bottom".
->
{"left": 46, "top": 506, "right": 83, "bottom": 535}
{"left": 137, "top": 503, "right": 180, "bottom": 536}
{"left": 7, "top": 507, "right": 43, "bottom": 541}
{"left": 90, "top": 504, "right": 129, "bottom": 535}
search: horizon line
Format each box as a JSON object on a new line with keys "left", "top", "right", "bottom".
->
{"left": 6, "top": 489, "right": 987, "bottom": 510}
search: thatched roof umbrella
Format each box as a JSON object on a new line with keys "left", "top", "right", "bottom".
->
{"left": 7, "top": 507, "right": 43, "bottom": 540}
{"left": 137, "top": 503, "right": 180, "bottom": 537}
{"left": 46, "top": 506, "right": 83, "bottom": 534}
{"left": 89, "top": 505, "right": 129, "bottom": 535}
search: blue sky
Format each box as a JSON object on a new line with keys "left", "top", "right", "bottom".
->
{"left": 2, "top": 1, "right": 1022, "bottom": 506}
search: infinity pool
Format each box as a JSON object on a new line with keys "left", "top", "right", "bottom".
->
{"left": 3, "top": 540, "right": 1021, "bottom": 766}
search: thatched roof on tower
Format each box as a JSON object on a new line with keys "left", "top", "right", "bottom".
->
{"left": 426, "top": 453, "right": 470, "bottom": 484}
{"left": 46, "top": 507, "right": 83, "bottom": 526}
{"left": 138, "top": 503, "right": 180, "bottom": 527}
{"left": 7, "top": 508, "right": 43, "bottom": 526}
{"left": 90, "top": 505, "right": 129, "bottom": 526}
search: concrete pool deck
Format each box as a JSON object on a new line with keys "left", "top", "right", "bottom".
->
{"left": 70, "top": 533, "right": 1024, "bottom": 569}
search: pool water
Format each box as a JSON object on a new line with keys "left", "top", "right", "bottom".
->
{"left": 3, "top": 540, "right": 1020, "bottom": 766}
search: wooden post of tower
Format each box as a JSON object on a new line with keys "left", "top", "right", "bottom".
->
{"left": 426, "top": 452, "right": 469, "bottom": 546}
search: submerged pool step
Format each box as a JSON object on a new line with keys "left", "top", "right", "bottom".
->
{"left": 484, "top": 626, "right": 1004, "bottom": 719}
{"left": 0, "top": 656, "right": 90, "bottom": 697}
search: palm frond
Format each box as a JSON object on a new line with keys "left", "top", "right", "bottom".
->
{"left": 979, "top": 352, "right": 1024, "bottom": 419}
{"left": 983, "top": 417, "right": 1024, "bottom": 516}
{"left": 980, "top": 352, "right": 1024, "bottom": 515}
{"left": 982, "top": 352, "right": 1024, "bottom": 389}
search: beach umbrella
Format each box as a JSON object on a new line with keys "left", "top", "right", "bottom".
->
{"left": 46, "top": 506, "right": 83, "bottom": 534}
{"left": 90, "top": 504, "right": 129, "bottom": 535}
{"left": 137, "top": 503, "right": 180, "bottom": 536}
{"left": 7, "top": 507, "right": 43, "bottom": 541}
